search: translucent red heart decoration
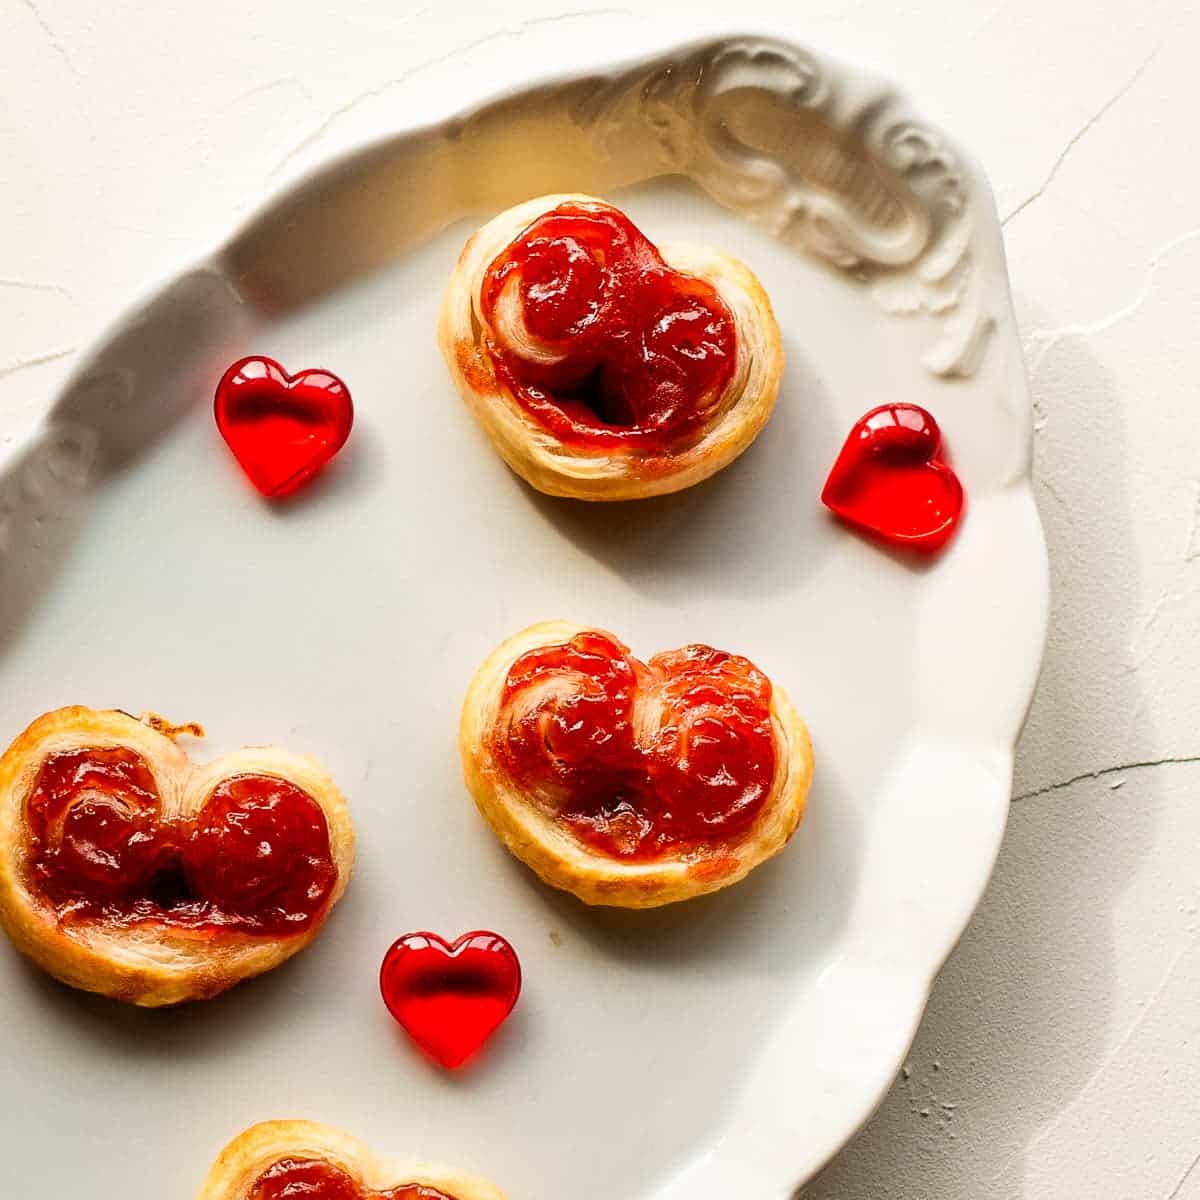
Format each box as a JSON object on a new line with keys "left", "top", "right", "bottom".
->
{"left": 214, "top": 356, "right": 353, "bottom": 498}
{"left": 822, "top": 403, "right": 964, "bottom": 553}
{"left": 379, "top": 931, "right": 521, "bottom": 1069}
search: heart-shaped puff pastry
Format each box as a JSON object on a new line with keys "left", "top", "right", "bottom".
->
{"left": 439, "top": 194, "right": 783, "bottom": 500}
{"left": 460, "top": 622, "right": 812, "bottom": 907}
{"left": 0, "top": 707, "right": 354, "bottom": 1006}
{"left": 197, "top": 1120, "right": 506, "bottom": 1200}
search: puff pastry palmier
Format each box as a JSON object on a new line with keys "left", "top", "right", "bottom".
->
{"left": 0, "top": 707, "right": 354, "bottom": 1006}
{"left": 439, "top": 194, "right": 783, "bottom": 500}
{"left": 460, "top": 622, "right": 812, "bottom": 907}
{"left": 197, "top": 1120, "right": 506, "bottom": 1200}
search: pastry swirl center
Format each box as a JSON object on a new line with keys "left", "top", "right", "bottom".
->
{"left": 479, "top": 202, "right": 737, "bottom": 451}
{"left": 25, "top": 747, "right": 337, "bottom": 935}
{"left": 492, "top": 631, "right": 777, "bottom": 859}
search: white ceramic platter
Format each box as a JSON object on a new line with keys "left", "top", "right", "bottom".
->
{"left": 0, "top": 34, "right": 1047, "bottom": 1200}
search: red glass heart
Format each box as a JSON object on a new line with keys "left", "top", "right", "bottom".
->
{"left": 822, "top": 403, "right": 964, "bottom": 553}
{"left": 214, "top": 355, "right": 353, "bottom": 498}
{"left": 379, "top": 931, "right": 521, "bottom": 1070}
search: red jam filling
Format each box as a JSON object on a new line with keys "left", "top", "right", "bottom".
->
{"left": 25, "top": 747, "right": 336, "bottom": 935}
{"left": 479, "top": 202, "right": 737, "bottom": 451}
{"left": 494, "top": 632, "right": 777, "bottom": 859}
{"left": 248, "top": 1159, "right": 454, "bottom": 1200}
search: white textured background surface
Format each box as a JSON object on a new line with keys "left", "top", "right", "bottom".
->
{"left": 2, "top": 2, "right": 1197, "bottom": 1197}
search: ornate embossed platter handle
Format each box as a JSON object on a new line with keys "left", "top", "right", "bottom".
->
{"left": 218, "top": 36, "right": 992, "bottom": 380}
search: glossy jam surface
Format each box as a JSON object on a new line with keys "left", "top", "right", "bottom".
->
{"left": 25, "top": 748, "right": 336, "bottom": 934}
{"left": 822, "top": 403, "right": 964, "bottom": 553}
{"left": 479, "top": 202, "right": 737, "bottom": 450}
{"left": 248, "top": 1158, "right": 454, "bottom": 1200}
{"left": 214, "top": 355, "right": 353, "bottom": 498}
{"left": 494, "top": 632, "right": 777, "bottom": 859}
{"left": 380, "top": 931, "right": 522, "bottom": 1070}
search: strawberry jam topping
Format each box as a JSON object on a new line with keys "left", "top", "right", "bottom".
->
{"left": 479, "top": 202, "right": 737, "bottom": 451}
{"left": 493, "top": 632, "right": 777, "bottom": 859}
{"left": 25, "top": 747, "right": 336, "bottom": 934}
{"left": 248, "top": 1158, "right": 454, "bottom": 1200}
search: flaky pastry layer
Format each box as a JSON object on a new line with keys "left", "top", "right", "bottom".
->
{"left": 438, "top": 194, "right": 784, "bottom": 500}
{"left": 0, "top": 706, "right": 354, "bottom": 1006}
{"left": 460, "top": 621, "right": 813, "bottom": 907}
{"left": 196, "top": 1120, "right": 507, "bottom": 1200}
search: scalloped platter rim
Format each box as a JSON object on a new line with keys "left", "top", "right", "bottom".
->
{"left": 0, "top": 31, "right": 1047, "bottom": 1200}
